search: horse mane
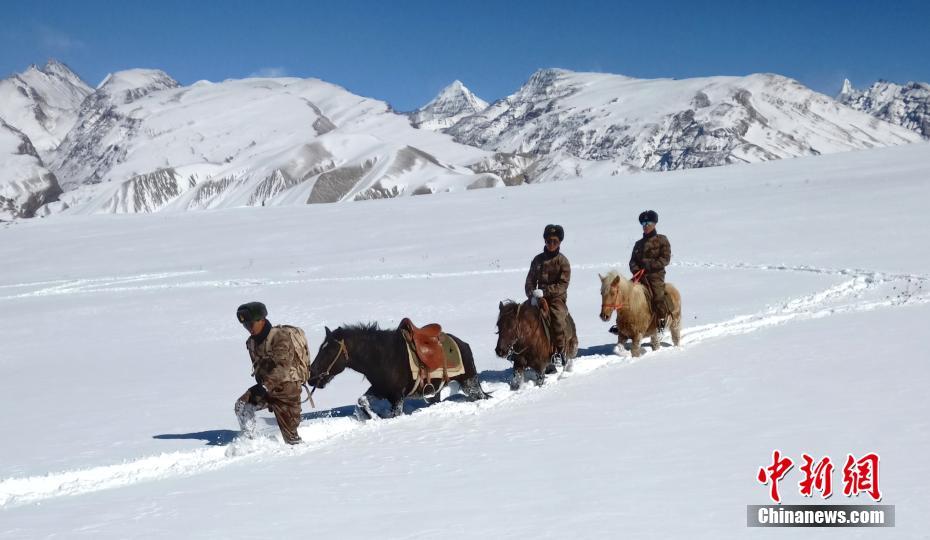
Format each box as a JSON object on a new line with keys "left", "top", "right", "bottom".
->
{"left": 600, "top": 269, "right": 632, "bottom": 295}
{"left": 342, "top": 321, "right": 384, "bottom": 332}
{"left": 499, "top": 299, "right": 521, "bottom": 314}
{"left": 338, "top": 322, "right": 399, "bottom": 341}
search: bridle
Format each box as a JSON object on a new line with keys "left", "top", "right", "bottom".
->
{"left": 601, "top": 270, "right": 645, "bottom": 315}
{"left": 601, "top": 285, "right": 625, "bottom": 313}
{"left": 500, "top": 303, "right": 529, "bottom": 357}
{"left": 306, "top": 338, "right": 349, "bottom": 408}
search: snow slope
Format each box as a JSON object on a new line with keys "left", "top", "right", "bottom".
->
{"left": 0, "top": 142, "right": 928, "bottom": 538}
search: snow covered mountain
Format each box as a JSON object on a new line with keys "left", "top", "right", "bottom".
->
{"left": 408, "top": 80, "right": 489, "bottom": 131}
{"left": 2, "top": 61, "right": 927, "bottom": 219}
{"left": 837, "top": 78, "right": 930, "bottom": 139}
{"left": 0, "top": 120, "right": 62, "bottom": 219}
{"left": 0, "top": 60, "right": 92, "bottom": 155}
{"left": 46, "top": 71, "right": 502, "bottom": 214}
{"left": 444, "top": 69, "right": 923, "bottom": 177}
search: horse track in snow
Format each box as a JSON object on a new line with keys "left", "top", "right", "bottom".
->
{"left": 1, "top": 261, "right": 927, "bottom": 508}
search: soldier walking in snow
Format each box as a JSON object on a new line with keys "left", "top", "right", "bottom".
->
{"left": 525, "top": 224, "right": 573, "bottom": 373}
{"left": 629, "top": 210, "right": 672, "bottom": 331}
{"left": 234, "top": 301, "right": 310, "bottom": 445}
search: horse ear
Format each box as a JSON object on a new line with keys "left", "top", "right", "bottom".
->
{"left": 598, "top": 273, "right": 604, "bottom": 281}
{"left": 611, "top": 275, "right": 621, "bottom": 286}
{"left": 499, "top": 301, "right": 504, "bottom": 309}
{"left": 324, "top": 326, "right": 332, "bottom": 337}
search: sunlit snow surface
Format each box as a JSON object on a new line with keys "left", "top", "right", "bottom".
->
{"left": 1, "top": 143, "right": 928, "bottom": 538}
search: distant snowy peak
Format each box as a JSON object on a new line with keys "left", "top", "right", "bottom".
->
{"left": 96, "top": 69, "right": 180, "bottom": 104}
{"left": 409, "top": 80, "right": 489, "bottom": 131}
{"left": 838, "top": 79, "right": 930, "bottom": 138}
{"left": 0, "top": 59, "right": 92, "bottom": 154}
{"left": 447, "top": 69, "right": 922, "bottom": 174}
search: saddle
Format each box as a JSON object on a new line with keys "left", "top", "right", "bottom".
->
{"left": 399, "top": 318, "right": 445, "bottom": 372}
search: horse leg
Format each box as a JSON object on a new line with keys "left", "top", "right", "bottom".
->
{"left": 462, "top": 377, "right": 490, "bottom": 400}
{"left": 631, "top": 332, "right": 643, "bottom": 357}
{"left": 389, "top": 397, "right": 405, "bottom": 418}
{"left": 671, "top": 316, "right": 682, "bottom": 347}
{"left": 356, "top": 388, "right": 380, "bottom": 421}
{"left": 535, "top": 367, "right": 547, "bottom": 386}
{"left": 650, "top": 331, "right": 661, "bottom": 351}
{"left": 510, "top": 363, "right": 525, "bottom": 391}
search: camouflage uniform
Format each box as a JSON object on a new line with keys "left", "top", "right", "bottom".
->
{"left": 629, "top": 230, "right": 672, "bottom": 320}
{"left": 525, "top": 251, "right": 572, "bottom": 354}
{"left": 235, "top": 323, "right": 305, "bottom": 444}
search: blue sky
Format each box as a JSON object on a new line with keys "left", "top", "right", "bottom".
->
{"left": 2, "top": 0, "right": 928, "bottom": 111}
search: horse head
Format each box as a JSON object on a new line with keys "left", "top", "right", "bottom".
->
{"left": 599, "top": 272, "right": 625, "bottom": 321}
{"left": 495, "top": 300, "right": 522, "bottom": 357}
{"left": 308, "top": 326, "right": 350, "bottom": 389}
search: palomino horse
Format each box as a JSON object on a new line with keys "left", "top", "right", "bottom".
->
{"left": 308, "top": 324, "right": 489, "bottom": 420}
{"left": 598, "top": 270, "right": 681, "bottom": 356}
{"left": 495, "top": 300, "right": 578, "bottom": 390}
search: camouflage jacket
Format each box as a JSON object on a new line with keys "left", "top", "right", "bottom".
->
{"left": 246, "top": 325, "right": 304, "bottom": 389}
{"left": 629, "top": 230, "right": 672, "bottom": 279}
{"left": 525, "top": 251, "right": 571, "bottom": 300}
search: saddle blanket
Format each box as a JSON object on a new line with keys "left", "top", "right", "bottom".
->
{"left": 406, "top": 333, "right": 466, "bottom": 382}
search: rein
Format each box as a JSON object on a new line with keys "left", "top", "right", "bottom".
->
{"left": 306, "top": 339, "right": 349, "bottom": 408}
{"left": 508, "top": 303, "right": 529, "bottom": 356}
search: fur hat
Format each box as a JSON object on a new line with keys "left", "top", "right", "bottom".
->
{"left": 638, "top": 210, "right": 659, "bottom": 224}
{"left": 543, "top": 224, "right": 564, "bottom": 241}
{"left": 236, "top": 301, "right": 268, "bottom": 324}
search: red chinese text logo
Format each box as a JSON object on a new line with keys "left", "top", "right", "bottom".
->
{"left": 843, "top": 453, "right": 882, "bottom": 501}
{"left": 757, "top": 451, "right": 881, "bottom": 503}
{"left": 757, "top": 450, "right": 794, "bottom": 503}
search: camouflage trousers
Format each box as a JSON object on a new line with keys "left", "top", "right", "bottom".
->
{"left": 547, "top": 297, "right": 570, "bottom": 354}
{"left": 235, "top": 382, "right": 303, "bottom": 444}
{"left": 644, "top": 274, "right": 669, "bottom": 319}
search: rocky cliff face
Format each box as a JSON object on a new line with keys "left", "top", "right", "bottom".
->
{"left": 0, "top": 121, "right": 62, "bottom": 219}
{"left": 838, "top": 79, "right": 930, "bottom": 139}
{"left": 50, "top": 69, "right": 180, "bottom": 191}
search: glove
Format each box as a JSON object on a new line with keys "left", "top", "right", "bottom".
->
{"left": 532, "top": 289, "right": 544, "bottom": 299}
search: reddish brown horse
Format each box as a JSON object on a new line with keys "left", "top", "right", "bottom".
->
{"left": 495, "top": 300, "right": 578, "bottom": 389}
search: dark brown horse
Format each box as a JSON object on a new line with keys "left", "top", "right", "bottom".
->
{"left": 308, "top": 323, "right": 490, "bottom": 420}
{"left": 495, "top": 300, "right": 578, "bottom": 390}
